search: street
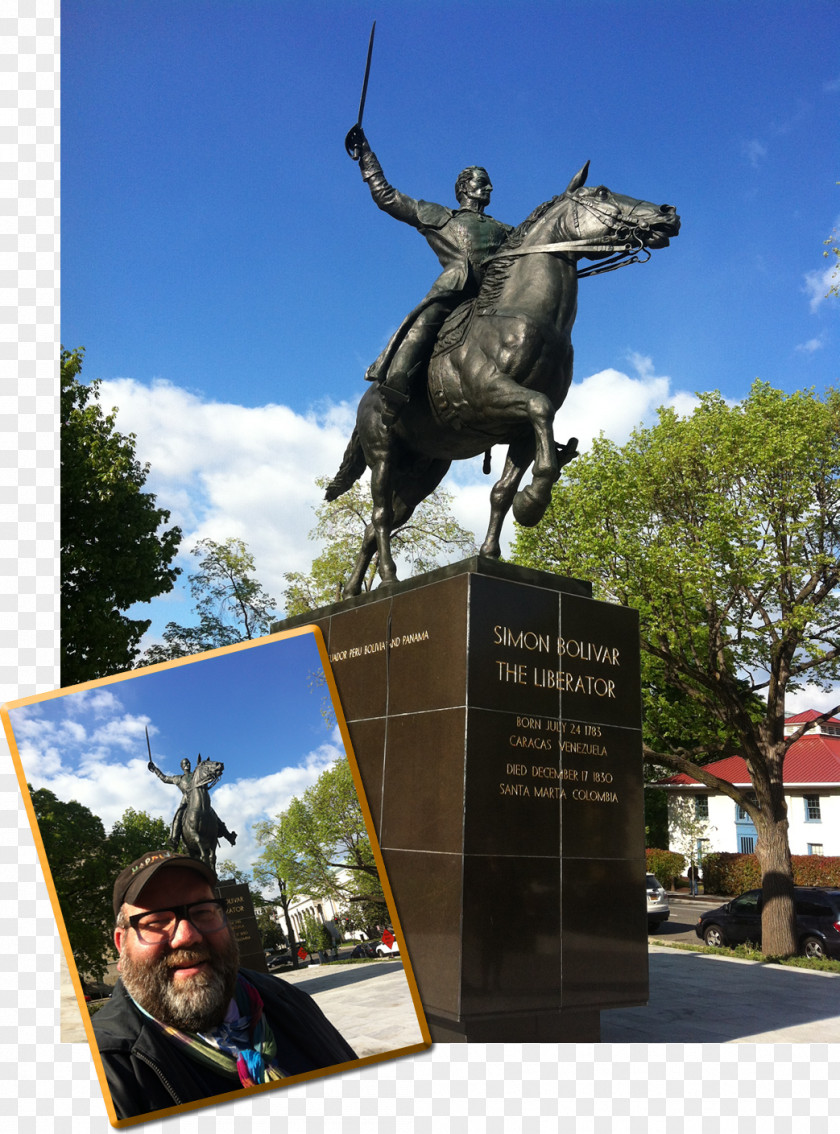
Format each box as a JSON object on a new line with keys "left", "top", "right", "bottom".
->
{"left": 649, "top": 895, "right": 716, "bottom": 945}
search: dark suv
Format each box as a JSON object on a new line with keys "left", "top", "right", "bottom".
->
{"left": 695, "top": 887, "right": 840, "bottom": 959}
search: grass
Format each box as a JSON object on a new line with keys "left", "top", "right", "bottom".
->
{"left": 649, "top": 937, "right": 840, "bottom": 973}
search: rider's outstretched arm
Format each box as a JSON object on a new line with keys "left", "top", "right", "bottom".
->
{"left": 148, "top": 762, "right": 179, "bottom": 785}
{"left": 356, "top": 130, "right": 449, "bottom": 231}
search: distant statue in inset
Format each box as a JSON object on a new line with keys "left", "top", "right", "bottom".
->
{"left": 148, "top": 752, "right": 237, "bottom": 871}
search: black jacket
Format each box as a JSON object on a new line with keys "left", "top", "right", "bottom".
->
{"left": 92, "top": 969, "right": 358, "bottom": 1120}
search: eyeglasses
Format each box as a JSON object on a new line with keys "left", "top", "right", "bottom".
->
{"left": 127, "top": 898, "right": 229, "bottom": 944}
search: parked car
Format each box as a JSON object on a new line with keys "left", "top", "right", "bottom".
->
{"left": 695, "top": 887, "right": 840, "bottom": 959}
{"left": 351, "top": 940, "right": 385, "bottom": 958}
{"left": 266, "top": 951, "right": 293, "bottom": 971}
{"left": 646, "top": 873, "right": 670, "bottom": 931}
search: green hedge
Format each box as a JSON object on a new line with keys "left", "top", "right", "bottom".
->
{"left": 702, "top": 852, "right": 840, "bottom": 894}
{"left": 702, "top": 853, "right": 761, "bottom": 893}
{"left": 645, "top": 848, "right": 685, "bottom": 885}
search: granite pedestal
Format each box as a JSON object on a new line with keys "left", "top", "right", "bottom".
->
{"left": 215, "top": 879, "right": 268, "bottom": 974}
{"left": 275, "top": 558, "right": 647, "bottom": 1040}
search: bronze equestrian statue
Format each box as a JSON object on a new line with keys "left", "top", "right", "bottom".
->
{"left": 148, "top": 744, "right": 237, "bottom": 871}
{"left": 329, "top": 147, "right": 680, "bottom": 595}
{"left": 332, "top": 25, "right": 680, "bottom": 594}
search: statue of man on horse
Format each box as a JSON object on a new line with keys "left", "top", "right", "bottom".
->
{"left": 147, "top": 734, "right": 237, "bottom": 871}
{"left": 332, "top": 24, "right": 680, "bottom": 595}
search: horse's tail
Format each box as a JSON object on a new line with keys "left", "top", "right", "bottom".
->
{"left": 325, "top": 428, "right": 366, "bottom": 501}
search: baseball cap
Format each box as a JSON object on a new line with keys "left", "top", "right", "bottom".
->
{"left": 112, "top": 850, "right": 218, "bottom": 918}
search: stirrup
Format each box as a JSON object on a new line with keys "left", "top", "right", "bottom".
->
{"left": 379, "top": 378, "right": 411, "bottom": 408}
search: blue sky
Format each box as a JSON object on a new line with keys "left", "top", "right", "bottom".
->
{"left": 6, "top": 629, "right": 348, "bottom": 879}
{"left": 60, "top": 1, "right": 840, "bottom": 642}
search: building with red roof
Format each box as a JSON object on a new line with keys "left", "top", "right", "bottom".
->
{"left": 653, "top": 711, "right": 840, "bottom": 863}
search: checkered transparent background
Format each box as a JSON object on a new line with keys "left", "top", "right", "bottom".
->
{"left": 2, "top": 2, "right": 839, "bottom": 1130}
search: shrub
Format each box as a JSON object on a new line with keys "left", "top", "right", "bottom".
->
{"left": 701, "top": 852, "right": 761, "bottom": 894}
{"left": 702, "top": 853, "right": 840, "bottom": 894}
{"left": 791, "top": 855, "right": 840, "bottom": 887}
{"left": 645, "top": 848, "right": 685, "bottom": 885}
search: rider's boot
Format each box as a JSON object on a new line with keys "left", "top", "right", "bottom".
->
{"left": 378, "top": 371, "right": 411, "bottom": 427}
{"left": 377, "top": 326, "right": 436, "bottom": 426}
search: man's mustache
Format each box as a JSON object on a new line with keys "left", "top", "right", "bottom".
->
{"left": 164, "top": 948, "right": 213, "bottom": 970}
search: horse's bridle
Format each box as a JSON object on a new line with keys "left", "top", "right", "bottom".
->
{"left": 486, "top": 189, "right": 652, "bottom": 279}
{"left": 193, "top": 764, "right": 223, "bottom": 791}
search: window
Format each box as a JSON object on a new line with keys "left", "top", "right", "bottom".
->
{"left": 804, "top": 796, "right": 822, "bottom": 822}
{"left": 740, "top": 835, "right": 755, "bottom": 854}
{"left": 694, "top": 795, "right": 709, "bottom": 820}
{"left": 796, "top": 895, "right": 831, "bottom": 916}
{"left": 808, "top": 843, "right": 824, "bottom": 856}
{"left": 736, "top": 796, "right": 758, "bottom": 821}
{"left": 730, "top": 891, "right": 761, "bottom": 916}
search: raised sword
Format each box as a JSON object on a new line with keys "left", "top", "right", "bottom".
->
{"left": 345, "top": 20, "right": 376, "bottom": 160}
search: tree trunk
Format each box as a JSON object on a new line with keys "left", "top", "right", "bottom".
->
{"left": 755, "top": 811, "right": 798, "bottom": 956}
{"left": 281, "top": 900, "right": 300, "bottom": 970}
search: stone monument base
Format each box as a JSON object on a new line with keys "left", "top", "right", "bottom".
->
{"left": 274, "top": 558, "right": 647, "bottom": 1041}
{"left": 215, "top": 879, "right": 268, "bottom": 973}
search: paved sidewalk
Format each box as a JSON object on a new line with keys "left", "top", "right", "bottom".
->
{"left": 601, "top": 944, "right": 840, "bottom": 1043}
{"left": 277, "top": 960, "right": 426, "bottom": 1056}
{"left": 65, "top": 946, "right": 840, "bottom": 1046}
{"left": 62, "top": 956, "right": 427, "bottom": 1058}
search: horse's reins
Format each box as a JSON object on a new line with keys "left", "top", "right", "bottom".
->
{"left": 485, "top": 191, "right": 652, "bottom": 278}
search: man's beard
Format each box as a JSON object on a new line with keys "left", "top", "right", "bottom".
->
{"left": 120, "top": 932, "right": 240, "bottom": 1033}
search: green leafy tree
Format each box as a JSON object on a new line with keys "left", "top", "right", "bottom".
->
{"left": 142, "top": 537, "right": 278, "bottom": 663}
{"left": 61, "top": 347, "right": 182, "bottom": 684}
{"left": 283, "top": 477, "right": 478, "bottom": 614}
{"left": 254, "top": 757, "right": 385, "bottom": 960}
{"left": 31, "top": 791, "right": 171, "bottom": 981}
{"left": 298, "top": 910, "right": 335, "bottom": 956}
{"left": 107, "top": 807, "right": 169, "bottom": 868}
{"left": 283, "top": 758, "right": 382, "bottom": 902}
{"left": 254, "top": 906, "right": 287, "bottom": 952}
{"left": 512, "top": 381, "right": 840, "bottom": 957}
{"left": 31, "top": 786, "right": 112, "bottom": 980}
{"left": 252, "top": 826, "right": 312, "bottom": 970}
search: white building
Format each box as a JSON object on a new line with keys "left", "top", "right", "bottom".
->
{"left": 656, "top": 711, "right": 840, "bottom": 861}
{"left": 285, "top": 893, "right": 346, "bottom": 944}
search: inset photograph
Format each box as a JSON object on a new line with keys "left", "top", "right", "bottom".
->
{"left": 2, "top": 626, "right": 429, "bottom": 1126}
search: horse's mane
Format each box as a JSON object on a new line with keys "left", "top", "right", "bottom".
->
{"left": 476, "top": 195, "right": 562, "bottom": 312}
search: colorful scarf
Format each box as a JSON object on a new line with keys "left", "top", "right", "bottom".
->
{"left": 132, "top": 974, "right": 286, "bottom": 1087}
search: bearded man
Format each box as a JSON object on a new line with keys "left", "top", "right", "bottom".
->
{"left": 92, "top": 851, "right": 356, "bottom": 1120}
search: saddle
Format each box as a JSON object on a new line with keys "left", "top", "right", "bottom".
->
{"left": 430, "top": 299, "right": 476, "bottom": 359}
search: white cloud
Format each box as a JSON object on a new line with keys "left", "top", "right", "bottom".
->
{"left": 796, "top": 337, "right": 825, "bottom": 354}
{"left": 784, "top": 683, "right": 840, "bottom": 718}
{"left": 99, "top": 378, "right": 357, "bottom": 603}
{"left": 803, "top": 264, "right": 837, "bottom": 312}
{"left": 443, "top": 357, "right": 697, "bottom": 556}
{"left": 742, "top": 138, "right": 768, "bottom": 168}
{"left": 558, "top": 356, "right": 699, "bottom": 449}
{"left": 12, "top": 695, "right": 344, "bottom": 880}
{"left": 210, "top": 739, "right": 343, "bottom": 876}
{"left": 101, "top": 361, "right": 696, "bottom": 609}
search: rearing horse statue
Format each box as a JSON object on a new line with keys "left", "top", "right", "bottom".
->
{"left": 327, "top": 162, "right": 680, "bottom": 595}
{"left": 179, "top": 758, "right": 237, "bottom": 872}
